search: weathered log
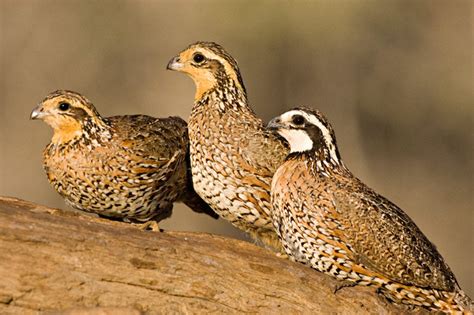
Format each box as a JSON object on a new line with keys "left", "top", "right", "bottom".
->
{"left": 0, "top": 196, "right": 417, "bottom": 314}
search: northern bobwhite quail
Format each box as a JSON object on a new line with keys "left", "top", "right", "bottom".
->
{"left": 31, "top": 90, "right": 218, "bottom": 228}
{"left": 267, "top": 107, "right": 472, "bottom": 312}
{"left": 167, "top": 42, "right": 288, "bottom": 250}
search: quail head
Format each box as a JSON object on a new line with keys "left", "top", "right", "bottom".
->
{"left": 31, "top": 90, "right": 218, "bottom": 229}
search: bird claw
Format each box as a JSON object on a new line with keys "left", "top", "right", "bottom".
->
{"left": 275, "top": 252, "right": 289, "bottom": 259}
{"left": 133, "top": 221, "right": 163, "bottom": 232}
{"left": 333, "top": 281, "right": 357, "bottom": 294}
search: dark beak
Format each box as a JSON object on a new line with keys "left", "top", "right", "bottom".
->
{"left": 30, "top": 104, "right": 45, "bottom": 120}
{"left": 167, "top": 56, "right": 183, "bottom": 71}
{"left": 267, "top": 117, "right": 284, "bottom": 130}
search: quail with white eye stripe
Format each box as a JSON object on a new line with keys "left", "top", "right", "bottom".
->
{"left": 267, "top": 107, "right": 472, "bottom": 312}
{"left": 31, "top": 90, "right": 218, "bottom": 230}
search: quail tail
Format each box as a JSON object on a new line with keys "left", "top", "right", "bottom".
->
{"left": 380, "top": 282, "right": 473, "bottom": 313}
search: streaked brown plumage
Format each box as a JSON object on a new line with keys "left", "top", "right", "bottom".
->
{"left": 31, "top": 90, "right": 217, "bottom": 227}
{"left": 167, "top": 42, "right": 288, "bottom": 250}
{"left": 268, "top": 107, "right": 472, "bottom": 312}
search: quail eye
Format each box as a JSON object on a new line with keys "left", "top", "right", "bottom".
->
{"left": 58, "top": 102, "right": 70, "bottom": 111}
{"left": 292, "top": 115, "right": 305, "bottom": 125}
{"left": 193, "top": 53, "right": 205, "bottom": 63}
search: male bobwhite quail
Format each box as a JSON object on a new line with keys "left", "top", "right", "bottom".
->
{"left": 31, "top": 90, "right": 217, "bottom": 229}
{"left": 167, "top": 42, "right": 288, "bottom": 250}
{"left": 267, "top": 107, "right": 472, "bottom": 312}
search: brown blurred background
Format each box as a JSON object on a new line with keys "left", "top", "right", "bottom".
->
{"left": 0, "top": 0, "right": 472, "bottom": 296}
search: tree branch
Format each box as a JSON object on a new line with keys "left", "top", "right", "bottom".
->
{"left": 0, "top": 196, "right": 420, "bottom": 314}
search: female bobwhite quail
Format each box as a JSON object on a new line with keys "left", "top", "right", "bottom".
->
{"left": 31, "top": 90, "right": 217, "bottom": 229}
{"left": 267, "top": 107, "right": 472, "bottom": 312}
{"left": 167, "top": 42, "right": 288, "bottom": 251}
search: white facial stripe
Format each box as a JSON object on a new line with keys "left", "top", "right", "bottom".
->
{"left": 277, "top": 129, "right": 313, "bottom": 153}
{"left": 280, "top": 110, "right": 339, "bottom": 162}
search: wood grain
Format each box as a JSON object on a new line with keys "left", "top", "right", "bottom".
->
{"left": 0, "top": 196, "right": 418, "bottom": 314}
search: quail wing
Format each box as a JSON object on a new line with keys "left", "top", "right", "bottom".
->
{"left": 332, "top": 187, "right": 457, "bottom": 291}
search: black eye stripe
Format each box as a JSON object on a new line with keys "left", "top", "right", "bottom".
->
{"left": 292, "top": 114, "right": 305, "bottom": 125}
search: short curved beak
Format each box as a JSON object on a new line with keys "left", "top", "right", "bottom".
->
{"left": 166, "top": 55, "right": 183, "bottom": 71}
{"left": 30, "top": 104, "right": 45, "bottom": 120}
{"left": 267, "top": 117, "right": 284, "bottom": 130}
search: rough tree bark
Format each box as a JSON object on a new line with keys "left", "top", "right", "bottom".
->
{"left": 0, "top": 196, "right": 421, "bottom": 314}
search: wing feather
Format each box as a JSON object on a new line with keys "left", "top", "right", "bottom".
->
{"left": 332, "top": 178, "right": 457, "bottom": 291}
